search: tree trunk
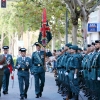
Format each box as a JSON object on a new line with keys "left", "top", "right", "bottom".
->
{"left": 72, "top": 24, "right": 78, "bottom": 45}
{"left": 1, "top": 32, "right": 4, "bottom": 53}
{"left": 51, "top": 33, "right": 55, "bottom": 52}
{"left": 58, "top": 32, "right": 62, "bottom": 48}
{"left": 81, "top": 19, "right": 87, "bottom": 48}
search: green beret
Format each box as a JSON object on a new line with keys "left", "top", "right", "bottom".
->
{"left": 70, "top": 45, "right": 78, "bottom": 50}
{"left": 65, "top": 43, "right": 72, "bottom": 47}
{"left": 78, "top": 48, "right": 82, "bottom": 51}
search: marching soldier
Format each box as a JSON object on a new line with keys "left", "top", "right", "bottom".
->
{"left": 31, "top": 42, "right": 45, "bottom": 98}
{"left": 15, "top": 48, "right": 32, "bottom": 100}
{"left": 2, "top": 46, "right": 14, "bottom": 94}
{"left": 0, "top": 54, "right": 7, "bottom": 97}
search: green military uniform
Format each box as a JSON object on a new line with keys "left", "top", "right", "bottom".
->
{"left": 16, "top": 48, "right": 32, "bottom": 100}
{"left": 31, "top": 42, "right": 45, "bottom": 98}
{"left": 92, "top": 40, "right": 100, "bottom": 100}
{"left": 2, "top": 46, "right": 14, "bottom": 94}
{"left": 67, "top": 45, "right": 80, "bottom": 100}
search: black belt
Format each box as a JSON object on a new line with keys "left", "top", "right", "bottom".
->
{"left": 69, "top": 67, "right": 75, "bottom": 70}
{"left": 34, "top": 64, "right": 42, "bottom": 67}
{"left": 18, "top": 68, "right": 29, "bottom": 71}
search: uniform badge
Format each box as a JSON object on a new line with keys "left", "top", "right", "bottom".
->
{"left": 26, "top": 61, "right": 29, "bottom": 66}
{"left": 41, "top": 55, "right": 44, "bottom": 58}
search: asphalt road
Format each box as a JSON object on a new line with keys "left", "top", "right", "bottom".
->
{"left": 0, "top": 71, "right": 87, "bottom": 100}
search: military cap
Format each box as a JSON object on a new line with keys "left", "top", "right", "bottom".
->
{"left": 61, "top": 47, "right": 64, "bottom": 50}
{"left": 95, "top": 40, "right": 100, "bottom": 43}
{"left": 78, "top": 48, "right": 82, "bottom": 51}
{"left": 65, "top": 43, "right": 72, "bottom": 47}
{"left": 2, "top": 46, "right": 9, "bottom": 49}
{"left": 34, "top": 42, "right": 40, "bottom": 46}
{"left": 69, "top": 45, "right": 73, "bottom": 49}
{"left": 84, "top": 48, "right": 87, "bottom": 51}
{"left": 57, "top": 49, "right": 62, "bottom": 52}
{"left": 19, "top": 48, "right": 21, "bottom": 51}
{"left": 20, "top": 48, "right": 27, "bottom": 52}
{"left": 87, "top": 44, "right": 91, "bottom": 47}
{"left": 70, "top": 45, "right": 78, "bottom": 50}
{"left": 91, "top": 42, "right": 95, "bottom": 45}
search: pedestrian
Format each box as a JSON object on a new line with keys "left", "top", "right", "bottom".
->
{"left": 15, "top": 48, "right": 32, "bottom": 100}
{"left": 31, "top": 42, "right": 45, "bottom": 98}
{"left": 0, "top": 54, "right": 7, "bottom": 97}
{"left": 2, "top": 46, "right": 14, "bottom": 94}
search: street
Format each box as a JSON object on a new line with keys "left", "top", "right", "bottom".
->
{"left": 0, "top": 71, "right": 87, "bottom": 100}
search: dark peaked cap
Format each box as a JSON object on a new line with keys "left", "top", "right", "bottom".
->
{"left": 87, "top": 44, "right": 91, "bottom": 47}
{"left": 20, "top": 48, "right": 27, "bottom": 52}
{"left": 34, "top": 42, "right": 41, "bottom": 46}
{"left": 2, "top": 46, "right": 9, "bottom": 49}
{"left": 95, "top": 40, "right": 100, "bottom": 43}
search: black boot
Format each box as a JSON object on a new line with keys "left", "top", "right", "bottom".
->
{"left": 39, "top": 92, "right": 42, "bottom": 97}
{"left": 20, "top": 96, "right": 24, "bottom": 100}
{"left": 24, "top": 94, "right": 27, "bottom": 99}
{"left": 68, "top": 91, "right": 72, "bottom": 99}
{"left": 3, "top": 91, "right": 8, "bottom": 95}
{"left": 35, "top": 94, "right": 39, "bottom": 98}
{"left": 74, "top": 95, "right": 78, "bottom": 100}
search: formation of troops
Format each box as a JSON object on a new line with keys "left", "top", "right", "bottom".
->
{"left": 54, "top": 40, "right": 100, "bottom": 100}
{"left": 0, "top": 42, "right": 46, "bottom": 100}
{"left": 0, "top": 40, "right": 100, "bottom": 100}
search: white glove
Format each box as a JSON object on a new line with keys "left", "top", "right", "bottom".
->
{"left": 65, "top": 72, "right": 68, "bottom": 76}
{"left": 17, "top": 65, "right": 20, "bottom": 69}
{"left": 74, "top": 74, "right": 77, "bottom": 79}
{"left": 7, "top": 61, "right": 10, "bottom": 65}
{"left": 59, "top": 71, "right": 60, "bottom": 74}
{"left": 30, "top": 75, "right": 33, "bottom": 78}
{"left": 12, "top": 71, "right": 14, "bottom": 75}
{"left": 0, "top": 65, "right": 3, "bottom": 69}
{"left": 97, "top": 77, "right": 100, "bottom": 81}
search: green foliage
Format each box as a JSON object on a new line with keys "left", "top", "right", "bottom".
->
{"left": 3, "top": 37, "right": 9, "bottom": 46}
{"left": 13, "top": 57, "right": 17, "bottom": 65}
{"left": 0, "top": 0, "right": 71, "bottom": 48}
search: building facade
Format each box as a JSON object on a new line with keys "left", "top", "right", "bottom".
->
{"left": 87, "top": 6, "right": 100, "bottom": 44}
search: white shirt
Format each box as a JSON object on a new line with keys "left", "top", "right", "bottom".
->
{"left": 22, "top": 57, "right": 25, "bottom": 61}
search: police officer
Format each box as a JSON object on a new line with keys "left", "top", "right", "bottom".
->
{"left": 31, "top": 42, "right": 45, "bottom": 98}
{"left": 2, "top": 46, "right": 14, "bottom": 94}
{"left": 16, "top": 48, "right": 32, "bottom": 100}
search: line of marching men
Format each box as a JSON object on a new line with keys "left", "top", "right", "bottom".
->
{"left": 54, "top": 40, "right": 100, "bottom": 100}
{"left": 0, "top": 42, "right": 46, "bottom": 100}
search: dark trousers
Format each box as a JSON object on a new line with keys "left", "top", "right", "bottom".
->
{"left": 18, "top": 75, "right": 29, "bottom": 97}
{"left": 3, "top": 72, "right": 10, "bottom": 92}
{"left": 34, "top": 72, "right": 45, "bottom": 95}
{"left": 0, "top": 75, "right": 3, "bottom": 91}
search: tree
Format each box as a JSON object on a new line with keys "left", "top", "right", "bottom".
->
{"left": 14, "top": 0, "right": 67, "bottom": 49}
{"left": 76, "top": 0, "right": 100, "bottom": 48}
{"left": 63, "top": 0, "right": 80, "bottom": 45}
{"left": 63, "top": 0, "right": 100, "bottom": 48}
